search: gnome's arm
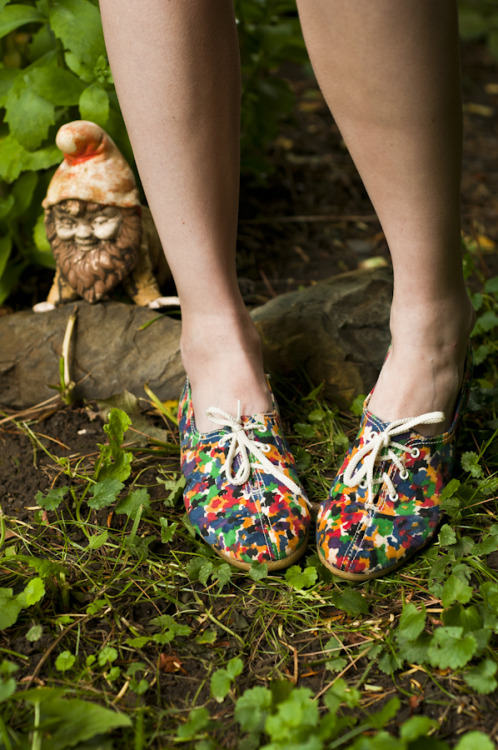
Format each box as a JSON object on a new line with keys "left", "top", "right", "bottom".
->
{"left": 33, "top": 268, "right": 79, "bottom": 312}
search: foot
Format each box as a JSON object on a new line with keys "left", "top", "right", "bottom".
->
{"left": 367, "top": 293, "right": 476, "bottom": 435}
{"left": 180, "top": 310, "right": 272, "bottom": 433}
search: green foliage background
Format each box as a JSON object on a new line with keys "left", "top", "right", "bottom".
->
{"left": 0, "top": 0, "right": 307, "bottom": 306}
{"left": 0, "top": 0, "right": 497, "bottom": 305}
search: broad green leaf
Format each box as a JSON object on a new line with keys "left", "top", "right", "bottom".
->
{"left": 0, "top": 194, "right": 15, "bottom": 220}
{"left": 248, "top": 561, "right": 269, "bottom": 581}
{"left": 285, "top": 565, "right": 318, "bottom": 591}
{"left": 211, "top": 668, "right": 232, "bottom": 702}
{"left": 396, "top": 602, "right": 426, "bottom": 643}
{"left": 88, "top": 530, "right": 108, "bottom": 549}
{"left": 159, "top": 517, "right": 178, "bottom": 544}
{"left": 368, "top": 697, "right": 400, "bottom": 730}
{"left": 176, "top": 707, "right": 210, "bottom": 740}
{"left": 11, "top": 171, "right": 38, "bottom": 218}
{"left": 98, "top": 646, "right": 118, "bottom": 667}
{"left": 461, "top": 451, "right": 483, "bottom": 478}
{"left": 0, "top": 5, "right": 44, "bottom": 39}
{"left": 0, "top": 236, "right": 12, "bottom": 280}
{"left": 455, "top": 731, "right": 495, "bottom": 750}
{"left": 39, "top": 695, "right": 131, "bottom": 749}
{"left": 0, "top": 68, "right": 19, "bottom": 107}
{"left": 0, "top": 135, "right": 60, "bottom": 183}
{"left": 427, "top": 626, "right": 477, "bottom": 670}
{"left": 25, "top": 64, "right": 85, "bottom": 106}
{"left": 48, "top": 0, "right": 106, "bottom": 67}
{"left": 226, "top": 657, "right": 244, "bottom": 680}
{"left": 87, "top": 478, "right": 125, "bottom": 509}
{"left": 79, "top": 83, "right": 109, "bottom": 127}
{"left": 441, "top": 574, "right": 474, "bottom": 608}
{"left": 35, "top": 486, "right": 69, "bottom": 511}
{"left": 55, "top": 651, "right": 75, "bottom": 672}
{"left": 331, "top": 587, "right": 369, "bottom": 616}
{"left": 5, "top": 83, "right": 55, "bottom": 150}
{"left": 21, "top": 578, "right": 46, "bottom": 607}
{"left": 33, "top": 212, "right": 53, "bottom": 255}
{"left": 26, "top": 624, "right": 43, "bottom": 642}
{"left": 438, "top": 523, "right": 457, "bottom": 546}
{"left": 463, "top": 659, "right": 497, "bottom": 695}
{"left": 235, "top": 685, "right": 272, "bottom": 734}
{"left": 0, "top": 675, "right": 16, "bottom": 703}
{"left": 0, "top": 589, "right": 22, "bottom": 630}
{"left": 400, "top": 715, "right": 439, "bottom": 741}
{"left": 115, "top": 488, "right": 151, "bottom": 520}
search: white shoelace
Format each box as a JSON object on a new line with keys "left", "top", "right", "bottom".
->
{"left": 343, "top": 410, "right": 445, "bottom": 510}
{"left": 205, "top": 404, "right": 304, "bottom": 498}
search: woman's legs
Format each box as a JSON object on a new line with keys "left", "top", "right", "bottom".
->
{"left": 297, "top": 0, "right": 474, "bottom": 433}
{"left": 99, "top": 0, "right": 271, "bottom": 432}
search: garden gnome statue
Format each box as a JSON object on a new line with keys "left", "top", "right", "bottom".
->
{"left": 33, "top": 120, "right": 179, "bottom": 312}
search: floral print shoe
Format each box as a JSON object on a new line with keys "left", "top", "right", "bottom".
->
{"left": 317, "top": 345, "right": 473, "bottom": 581}
{"left": 178, "top": 380, "right": 310, "bottom": 570}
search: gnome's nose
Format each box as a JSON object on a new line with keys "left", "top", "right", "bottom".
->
{"left": 75, "top": 222, "right": 96, "bottom": 243}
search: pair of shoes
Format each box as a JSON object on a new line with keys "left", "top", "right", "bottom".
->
{"left": 178, "top": 379, "right": 310, "bottom": 570}
{"left": 316, "top": 344, "right": 473, "bottom": 581}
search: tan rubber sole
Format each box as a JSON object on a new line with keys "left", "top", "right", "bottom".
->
{"left": 214, "top": 531, "right": 309, "bottom": 572}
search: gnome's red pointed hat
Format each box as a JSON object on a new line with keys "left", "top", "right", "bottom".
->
{"left": 43, "top": 120, "right": 140, "bottom": 208}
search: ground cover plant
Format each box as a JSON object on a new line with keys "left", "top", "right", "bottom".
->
{"left": 0, "top": 252, "right": 497, "bottom": 748}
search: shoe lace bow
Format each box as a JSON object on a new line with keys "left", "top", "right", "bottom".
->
{"left": 205, "top": 404, "right": 303, "bottom": 497}
{"left": 343, "top": 410, "right": 445, "bottom": 509}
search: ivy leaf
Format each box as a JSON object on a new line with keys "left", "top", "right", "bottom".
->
{"left": 35, "top": 486, "right": 69, "bottom": 511}
{"left": 438, "top": 524, "right": 457, "bottom": 546}
{"left": 211, "top": 668, "right": 232, "bottom": 703}
{"left": 331, "top": 587, "right": 369, "bottom": 616}
{"left": 463, "top": 659, "right": 498, "bottom": 695}
{"left": 461, "top": 452, "right": 484, "bottom": 479}
{"left": 455, "top": 731, "right": 495, "bottom": 750}
{"left": 285, "top": 565, "right": 318, "bottom": 591}
{"left": 235, "top": 685, "right": 273, "bottom": 734}
{"left": 396, "top": 602, "right": 426, "bottom": 643}
{"left": 88, "top": 530, "right": 108, "bottom": 550}
{"left": 176, "top": 707, "right": 210, "bottom": 740}
{"left": 427, "top": 626, "right": 477, "bottom": 670}
{"left": 0, "top": 5, "right": 44, "bottom": 39}
{"left": 399, "top": 715, "right": 439, "bottom": 742}
{"left": 55, "top": 650, "right": 75, "bottom": 672}
{"left": 226, "top": 657, "right": 244, "bottom": 680}
{"left": 20, "top": 578, "right": 46, "bottom": 607}
{"left": 79, "top": 83, "right": 109, "bottom": 127}
{"left": 0, "top": 589, "right": 23, "bottom": 630}
{"left": 248, "top": 562, "right": 269, "bottom": 581}
{"left": 441, "top": 574, "right": 474, "bottom": 608}
{"left": 159, "top": 517, "right": 178, "bottom": 544}
{"left": 87, "top": 479, "right": 124, "bottom": 509}
{"left": 115, "top": 488, "right": 150, "bottom": 520}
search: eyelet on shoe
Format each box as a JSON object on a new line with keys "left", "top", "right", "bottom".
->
{"left": 400, "top": 469, "right": 409, "bottom": 480}
{"left": 389, "top": 493, "right": 399, "bottom": 501}
{"left": 359, "top": 479, "right": 368, "bottom": 489}
{"left": 410, "top": 447, "right": 421, "bottom": 459}
{"left": 261, "top": 444, "right": 271, "bottom": 453}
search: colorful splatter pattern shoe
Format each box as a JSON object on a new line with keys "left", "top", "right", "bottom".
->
{"left": 317, "top": 345, "right": 473, "bottom": 581}
{"left": 178, "top": 380, "right": 310, "bottom": 570}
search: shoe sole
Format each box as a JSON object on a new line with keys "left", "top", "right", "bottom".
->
{"left": 317, "top": 531, "right": 437, "bottom": 582}
{"left": 215, "top": 531, "right": 309, "bottom": 572}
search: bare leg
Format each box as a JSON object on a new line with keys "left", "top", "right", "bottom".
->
{"left": 99, "top": 0, "right": 271, "bottom": 431}
{"left": 297, "top": 0, "right": 474, "bottom": 433}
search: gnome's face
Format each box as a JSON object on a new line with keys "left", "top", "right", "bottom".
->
{"left": 45, "top": 199, "right": 141, "bottom": 304}
{"left": 54, "top": 204, "right": 123, "bottom": 245}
